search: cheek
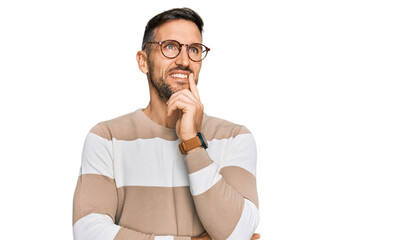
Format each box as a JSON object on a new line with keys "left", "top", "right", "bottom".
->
{"left": 190, "top": 61, "right": 201, "bottom": 72}
{"left": 150, "top": 61, "right": 167, "bottom": 79}
{"left": 193, "top": 65, "right": 202, "bottom": 80}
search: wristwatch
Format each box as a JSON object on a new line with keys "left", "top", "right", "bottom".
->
{"left": 179, "top": 132, "right": 208, "bottom": 154}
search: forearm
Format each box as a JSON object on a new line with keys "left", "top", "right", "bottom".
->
{"left": 73, "top": 173, "right": 156, "bottom": 240}
{"left": 73, "top": 212, "right": 191, "bottom": 240}
{"left": 185, "top": 148, "right": 259, "bottom": 240}
{"left": 73, "top": 213, "right": 153, "bottom": 240}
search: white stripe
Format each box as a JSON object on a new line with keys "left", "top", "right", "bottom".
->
{"left": 207, "top": 134, "right": 257, "bottom": 176}
{"left": 188, "top": 163, "right": 222, "bottom": 196}
{"left": 154, "top": 236, "right": 174, "bottom": 240}
{"left": 81, "top": 132, "right": 114, "bottom": 179}
{"left": 113, "top": 138, "right": 189, "bottom": 188}
{"left": 227, "top": 199, "right": 260, "bottom": 240}
{"left": 73, "top": 213, "right": 120, "bottom": 240}
{"left": 81, "top": 133, "right": 255, "bottom": 188}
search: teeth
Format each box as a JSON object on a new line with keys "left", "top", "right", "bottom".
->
{"left": 171, "top": 74, "right": 188, "bottom": 79}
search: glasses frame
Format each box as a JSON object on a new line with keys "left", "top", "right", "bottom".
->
{"left": 144, "top": 40, "right": 210, "bottom": 62}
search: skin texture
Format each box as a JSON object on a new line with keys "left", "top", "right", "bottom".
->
{"left": 136, "top": 19, "right": 260, "bottom": 239}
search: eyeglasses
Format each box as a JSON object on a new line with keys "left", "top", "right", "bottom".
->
{"left": 144, "top": 40, "right": 210, "bottom": 62}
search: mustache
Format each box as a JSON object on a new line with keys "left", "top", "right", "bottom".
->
{"left": 168, "top": 66, "right": 193, "bottom": 74}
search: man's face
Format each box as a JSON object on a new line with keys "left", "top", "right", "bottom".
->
{"left": 146, "top": 20, "right": 203, "bottom": 102}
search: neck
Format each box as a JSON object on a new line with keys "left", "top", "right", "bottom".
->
{"left": 143, "top": 87, "right": 179, "bottom": 129}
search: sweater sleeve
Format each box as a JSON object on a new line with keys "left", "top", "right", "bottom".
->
{"left": 73, "top": 125, "right": 191, "bottom": 240}
{"left": 184, "top": 132, "right": 260, "bottom": 240}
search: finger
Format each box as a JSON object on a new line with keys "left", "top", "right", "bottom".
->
{"left": 189, "top": 73, "right": 200, "bottom": 101}
{"left": 167, "top": 88, "right": 200, "bottom": 107}
{"left": 167, "top": 96, "right": 194, "bottom": 111}
{"left": 166, "top": 96, "right": 195, "bottom": 116}
{"left": 167, "top": 91, "right": 198, "bottom": 109}
{"left": 167, "top": 91, "right": 201, "bottom": 117}
{"left": 251, "top": 233, "right": 261, "bottom": 239}
{"left": 168, "top": 89, "right": 199, "bottom": 105}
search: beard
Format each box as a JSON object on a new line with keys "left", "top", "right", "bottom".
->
{"left": 148, "top": 63, "right": 193, "bottom": 103}
{"left": 149, "top": 72, "right": 173, "bottom": 103}
{"left": 148, "top": 63, "right": 174, "bottom": 103}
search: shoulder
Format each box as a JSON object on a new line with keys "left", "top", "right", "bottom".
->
{"left": 89, "top": 110, "right": 140, "bottom": 141}
{"left": 202, "top": 113, "right": 252, "bottom": 141}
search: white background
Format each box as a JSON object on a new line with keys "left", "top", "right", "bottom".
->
{"left": 1, "top": 0, "right": 414, "bottom": 239}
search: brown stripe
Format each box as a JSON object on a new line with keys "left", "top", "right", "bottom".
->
{"left": 73, "top": 174, "right": 118, "bottom": 225}
{"left": 201, "top": 114, "right": 251, "bottom": 141}
{"left": 90, "top": 109, "right": 250, "bottom": 142}
{"left": 92, "top": 110, "right": 178, "bottom": 141}
{"left": 193, "top": 178, "right": 245, "bottom": 240}
{"left": 90, "top": 123, "right": 112, "bottom": 140}
{"left": 115, "top": 186, "right": 204, "bottom": 237}
{"left": 185, "top": 148, "right": 213, "bottom": 174}
{"left": 220, "top": 166, "right": 259, "bottom": 208}
{"left": 114, "top": 227, "right": 155, "bottom": 240}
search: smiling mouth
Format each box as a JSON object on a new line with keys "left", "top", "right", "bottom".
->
{"left": 170, "top": 73, "right": 189, "bottom": 79}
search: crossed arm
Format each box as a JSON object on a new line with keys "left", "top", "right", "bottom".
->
{"left": 73, "top": 136, "right": 260, "bottom": 240}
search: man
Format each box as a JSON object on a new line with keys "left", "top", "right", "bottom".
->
{"left": 73, "top": 8, "right": 260, "bottom": 240}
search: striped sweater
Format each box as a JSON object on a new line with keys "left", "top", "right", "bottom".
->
{"left": 73, "top": 109, "right": 259, "bottom": 240}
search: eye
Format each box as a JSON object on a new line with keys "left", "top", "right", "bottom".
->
{"left": 189, "top": 45, "right": 202, "bottom": 54}
{"left": 189, "top": 47, "right": 199, "bottom": 54}
{"left": 164, "top": 43, "right": 177, "bottom": 50}
{"left": 162, "top": 40, "right": 180, "bottom": 51}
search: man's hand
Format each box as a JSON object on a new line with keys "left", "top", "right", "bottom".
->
{"left": 167, "top": 73, "right": 204, "bottom": 141}
{"left": 251, "top": 233, "right": 261, "bottom": 239}
{"left": 191, "top": 231, "right": 261, "bottom": 240}
{"left": 191, "top": 231, "right": 211, "bottom": 240}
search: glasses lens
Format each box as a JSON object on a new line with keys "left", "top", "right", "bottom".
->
{"left": 188, "top": 43, "right": 208, "bottom": 61}
{"left": 161, "top": 40, "right": 181, "bottom": 58}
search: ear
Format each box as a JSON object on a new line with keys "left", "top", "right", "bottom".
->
{"left": 136, "top": 51, "right": 149, "bottom": 74}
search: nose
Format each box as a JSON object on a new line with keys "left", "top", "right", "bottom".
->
{"left": 175, "top": 46, "right": 190, "bottom": 67}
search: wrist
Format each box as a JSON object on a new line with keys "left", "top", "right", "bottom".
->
{"left": 178, "top": 132, "right": 208, "bottom": 154}
{"left": 186, "top": 146, "right": 203, "bottom": 155}
{"left": 180, "top": 133, "right": 198, "bottom": 142}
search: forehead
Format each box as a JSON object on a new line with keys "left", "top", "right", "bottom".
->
{"left": 153, "top": 19, "right": 202, "bottom": 44}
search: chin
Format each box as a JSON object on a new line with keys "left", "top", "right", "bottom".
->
{"left": 172, "top": 83, "right": 189, "bottom": 92}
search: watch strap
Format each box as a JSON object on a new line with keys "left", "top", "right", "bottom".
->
{"left": 179, "top": 135, "right": 202, "bottom": 154}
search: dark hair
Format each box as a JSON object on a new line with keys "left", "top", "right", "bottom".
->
{"left": 141, "top": 8, "right": 204, "bottom": 50}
